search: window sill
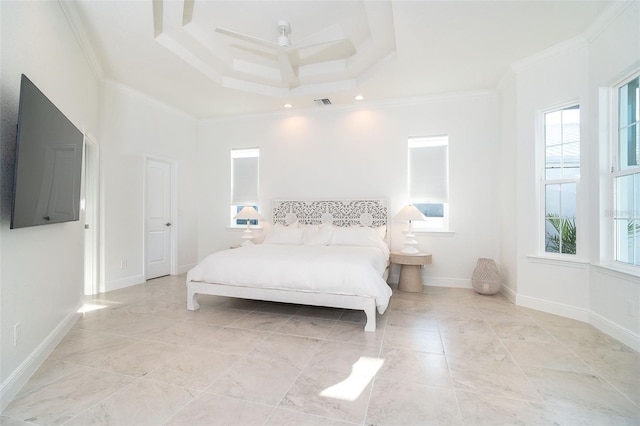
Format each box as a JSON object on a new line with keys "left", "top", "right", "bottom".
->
{"left": 592, "top": 263, "right": 640, "bottom": 281}
{"left": 227, "top": 226, "right": 264, "bottom": 231}
{"left": 413, "top": 229, "right": 455, "bottom": 237}
{"left": 527, "top": 255, "right": 590, "bottom": 269}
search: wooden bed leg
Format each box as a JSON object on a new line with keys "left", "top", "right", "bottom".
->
{"left": 363, "top": 305, "right": 376, "bottom": 332}
{"left": 187, "top": 287, "right": 200, "bottom": 311}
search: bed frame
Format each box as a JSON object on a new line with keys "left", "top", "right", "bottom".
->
{"left": 187, "top": 199, "right": 389, "bottom": 332}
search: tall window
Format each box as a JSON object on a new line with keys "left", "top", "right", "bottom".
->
{"left": 408, "top": 136, "right": 449, "bottom": 230}
{"left": 230, "top": 148, "right": 259, "bottom": 226}
{"left": 542, "top": 104, "right": 580, "bottom": 255}
{"left": 614, "top": 74, "right": 639, "bottom": 267}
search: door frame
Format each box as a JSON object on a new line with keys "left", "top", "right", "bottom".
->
{"left": 83, "top": 136, "right": 100, "bottom": 295}
{"left": 143, "top": 155, "right": 178, "bottom": 279}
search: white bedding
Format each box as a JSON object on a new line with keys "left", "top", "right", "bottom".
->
{"left": 187, "top": 243, "right": 393, "bottom": 313}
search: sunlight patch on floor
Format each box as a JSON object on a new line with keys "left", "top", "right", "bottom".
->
{"left": 77, "top": 303, "right": 110, "bottom": 313}
{"left": 320, "top": 357, "right": 384, "bottom": 401}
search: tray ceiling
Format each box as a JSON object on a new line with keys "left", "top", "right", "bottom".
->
{"left": 63, "top": 0, "right": 616, "bottom": 117}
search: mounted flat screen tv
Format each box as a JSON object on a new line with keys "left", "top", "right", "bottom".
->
{"left": 10, "top": 74, "right": 84, "bottom": 229}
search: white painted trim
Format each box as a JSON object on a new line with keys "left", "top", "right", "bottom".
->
{"left": 500, "top": 284, "right": 517, "bottom": 304}
{"left": 58, "top": 0, "right": 104, "bottom": 81}
{"left": 103, "top": 79, "right": 196, "bottom": 121}
{"left": 425, "top": 276, "right": 471, "bottom": 289}
{"left": 590, "top": 311, "right": 640, "bottom": 353}
{"left": 582, "top": 0, "right": 636, "bottom": 43}
{"left": 83, "top": 137, "right": 100, "bottom": 296}
{"left": 0, "top": 305, "right": 81, "bottom": 411}
{"left": 203, "top": 90, "right": 498, "bottom": 123}
{"left": 592, "top": 264, "right": 640, "bottom": 282}
{"left": 105, "top": 274, "right": 145, "bottom": 292}
{"left": 527, "top": 255, "right": 590, "bottom": 269}
{"left": 389, "top": 272, "right": 470, "bottom": 289}
{"left": 178, "top": 263, "right": 197, "bottom": 275}
{"left": 516, "top": 292, "right": 590, "bottom": 322}
{"left": 511, "top": 35, "right": 587, "bottom": 73}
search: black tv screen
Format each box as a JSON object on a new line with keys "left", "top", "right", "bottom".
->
{"left": 10, "top": 74, "right": 84, "bottom": 229}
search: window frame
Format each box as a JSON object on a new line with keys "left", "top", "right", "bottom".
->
{"left": 407, "top": 135, "right": 450, "bottom": 232}
{"left": 538, "top": 101, "right": 581, "bottom": 258}
{"left": 230, "top": 147, "right": 260, "bottom": 228}
{"left": 610, "top": 71, "right": 640, "bottom": 270}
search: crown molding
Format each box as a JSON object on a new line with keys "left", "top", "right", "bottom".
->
{"left": 58, "top": 0, "right": 104, "bottom": 82}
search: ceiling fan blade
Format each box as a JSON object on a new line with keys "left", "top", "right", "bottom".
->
{"left": 277, "top": 50, "right": 296, "bottom": 85}
{"left": 290, "top": 23, "right": 348, "bottom": 50}
{"left": 297, "top": 39, "right": 356, "bottom": 64}
{"left": 215, "top": 27, "right": 278, "bottom": 50}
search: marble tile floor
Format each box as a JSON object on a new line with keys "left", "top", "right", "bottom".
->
{"left": 2, "top": 274, "right": 639, "bottom": 425}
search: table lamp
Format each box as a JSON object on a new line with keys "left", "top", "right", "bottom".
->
{"left": 394, "top": 205, "right": 426, "bottom": 254}
{"left": 233, "top": 206, "right": 263, "bottom": 246}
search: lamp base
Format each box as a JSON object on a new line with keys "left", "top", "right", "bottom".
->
{"left": 400, "top": 246, "right": 420, "bottom": 254}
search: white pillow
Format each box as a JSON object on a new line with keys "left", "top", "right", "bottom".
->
{"left": 263, "top": 224, "right": 304, "bottom": 245}
{"left": 375, "top": 225, "right": 387, "bottom": 241}
{"left": 303, "top": 225, "right": 333, "bottom": 246}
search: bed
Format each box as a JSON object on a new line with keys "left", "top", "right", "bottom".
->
{"left": 186, "top": 199, "right": 392, "bottom": 331}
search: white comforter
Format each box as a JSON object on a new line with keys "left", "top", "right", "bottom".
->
{"left": 187, "top": 244, "right": 393, "bottom": 313}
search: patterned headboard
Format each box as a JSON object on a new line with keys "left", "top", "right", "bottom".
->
{"left": 272, "top": 199, "right": 388, "bottom": 228}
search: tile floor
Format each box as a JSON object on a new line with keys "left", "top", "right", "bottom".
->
{"left": 1, "top": 274, "right": 639, "bottom": 425}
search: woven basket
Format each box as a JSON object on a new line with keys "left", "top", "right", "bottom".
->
{"left": 471, "top": 258, "right": 502, "bottom": 295}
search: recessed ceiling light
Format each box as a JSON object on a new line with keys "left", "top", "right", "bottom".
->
{"left": 354, "top": 95, "right": 364, "bottom": 101}
{"left": 283, "top": 103, "right": 292, "bottom": 108}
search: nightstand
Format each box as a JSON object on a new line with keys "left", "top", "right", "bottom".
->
{"left": 390, "top": 251, "right": 432, "bottom": 292}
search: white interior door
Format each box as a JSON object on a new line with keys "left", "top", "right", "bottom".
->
{"left": 146, "top": 159, "right": 172, "bottom": 280}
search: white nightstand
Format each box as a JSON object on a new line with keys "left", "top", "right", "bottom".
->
{"left": 390, "top": 251, "right": 432, "bottom": 292}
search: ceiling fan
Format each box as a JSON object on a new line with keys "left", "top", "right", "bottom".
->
{"left": 215, "top": 20, "right": 351, "bottom": 87}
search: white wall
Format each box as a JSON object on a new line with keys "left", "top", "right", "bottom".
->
{"left": 498, "top": 0, "right": 640, "bottom": 350}
{"left": 587, "top": 0, "right": 640, "bottom": 345}
{"left": 197, "top": 93, "right": 501, "bottom": 288}
{"left": 497, "top": 70, "right": 518, "bottom": 298}
{"left": 100, "top": 81, "right": 199, "bottom": 291}
{"left": 0, "top": 1, "right": 100, "bottom": 407}
{"left": 513, "top": 40, "right": 591, "bottom": 317}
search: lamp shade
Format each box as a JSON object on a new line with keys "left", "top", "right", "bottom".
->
{"left": 233, "top": 206, "right": 263, "bottom": 221}
{"left": 394, "top": 205, "right": 426, "bottom": 222}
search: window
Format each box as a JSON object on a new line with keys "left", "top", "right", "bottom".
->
{"left": 408, "top": 136, "right": 449, "bottom": 230}
{"left": 541, "top": 104, "right": 580, "bottom": 255}
{"left": 230, "top": 148, "right": 259, "bottom": 226}
{"left": 613, "top": 74, "right": 639, "bottom": 267}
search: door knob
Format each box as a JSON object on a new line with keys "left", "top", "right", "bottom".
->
{"left": 165, "top": 222, "right": 172, "bottom": 227}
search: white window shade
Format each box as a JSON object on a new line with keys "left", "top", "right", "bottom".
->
{"left": 231, "top": 149, "right": 259, "bottom": 205}
{"left": 409, "top": 138, "right": 448, "bottom": 203}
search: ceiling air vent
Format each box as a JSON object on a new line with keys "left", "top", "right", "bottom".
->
{"left": 314, "top": 98, "right": 332, "bottom": 106}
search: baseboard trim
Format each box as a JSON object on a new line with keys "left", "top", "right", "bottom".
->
{"left": 425, "top": 276, "right": 472, "bottom": 288}
{"left": 590, "top": 311, "right": 640, "bottom": 352}
{"left": 105, "top": 274, "right": 145, "bottom": 292}
{"left": 388, "top": 273, "right": 471, "bottom": 289}
{"left": 500, "top": 284, "right": 517, "bottom": 304}
{"left": 0, "top": 304, "right": 81, "bottom": 411}
{"left": 178, "top": 263, "right": 196, "bottom": 275}
{"left": 515, "top": 293, "right": 590, "bottom": 322}
{"left": 514, "top": 292, "right": 639, "bottom": 351}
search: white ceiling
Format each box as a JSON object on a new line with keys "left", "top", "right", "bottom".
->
{"left": 63, "top": 0, "right": 615, "bottom": 118}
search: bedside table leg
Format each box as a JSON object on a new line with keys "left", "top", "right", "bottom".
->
{"left": 398, "top": 264, "right": 424, "bottom": 293}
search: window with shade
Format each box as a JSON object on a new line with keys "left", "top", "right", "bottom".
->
{"left": 541, "top": 104, "right": 580, "bottom": 255}
{"left": 230, "top": 148, "right": 260, "bottom": 226}
{"left": 408, "top": 136, "right": 449, "bottom": 230}
{"left": 613, "top": 74, "right": 639, "bottom": 267}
